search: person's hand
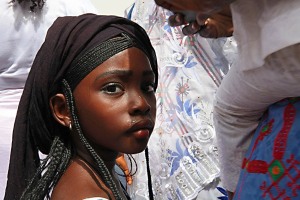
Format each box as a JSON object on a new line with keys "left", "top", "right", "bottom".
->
{"left": 168, "top": 6, "right": 233, "bottom": 38}
{"left": 155, "top": 0, "right": 235, "bottom": 25}
{"left": 116, "top": 153, "right": 133, "bottom": 185}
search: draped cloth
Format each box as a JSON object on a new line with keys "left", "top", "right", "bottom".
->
{"left": 5, "top": 14, "right": 158, "bottom": 200}
{"left": 233, "top": 98, "right": 300, "bottom": 200}
{"left": 125, "top": 1, "right": 237, "bottom": 199}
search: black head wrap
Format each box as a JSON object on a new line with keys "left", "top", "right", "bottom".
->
{"left": 5, "top": 14, "right": 158, "bottom": 200}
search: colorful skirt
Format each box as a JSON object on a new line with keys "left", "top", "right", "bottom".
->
{"left": 234, "top": 98, "right": 300, "bottom": 200}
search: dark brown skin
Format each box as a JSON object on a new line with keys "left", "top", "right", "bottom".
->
{"left": 155, "top": 0, "right": 234, "bottom": 38}
{"left": 49, "top": 47, "right": 156, "bottom": 199}
{"left": 51, "top": 158, "right": 118, "bottom": 200}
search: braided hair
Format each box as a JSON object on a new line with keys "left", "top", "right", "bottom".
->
{"left": 5, "top": 14, "right": 158, "bottom": 200}
{"left": 20, "top": 137, "right": 72, "bottom": 199}
{"left": 62, "top": 79, "right": 124, "bottom": 199}
{"left": 20, "top": 79, "right": 125, "bottom": 199}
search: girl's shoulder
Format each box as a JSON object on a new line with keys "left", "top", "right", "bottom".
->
{"left": 51, "top": 158, "right": 112, "bottom": 199}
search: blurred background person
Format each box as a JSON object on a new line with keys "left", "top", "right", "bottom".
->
{"left": 0, "top": 0, "right": 97, "bottom": 198}
{"left": 154, "top": 1, "right": 300, "bottom": 199}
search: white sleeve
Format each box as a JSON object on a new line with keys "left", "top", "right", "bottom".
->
{"left": 66, "top": 0, "right": 99, "bottom": 14}
{"left": 49, "top": 0, "right": 99, "bottom": 16}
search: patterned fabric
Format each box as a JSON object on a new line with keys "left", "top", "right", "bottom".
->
{"left": 125, "top": 1, "right": 237, "bottom": 199}
{"left": 234, "top": 98, "right": 300, "bottom": 200}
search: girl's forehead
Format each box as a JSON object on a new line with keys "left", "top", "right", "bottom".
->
{"left": 87, "top": 47, "right": 154, "bottom": 77}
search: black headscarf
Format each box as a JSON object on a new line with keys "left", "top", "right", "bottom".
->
{"left": 5, "top": 14, "right": 158, "bottom": 200}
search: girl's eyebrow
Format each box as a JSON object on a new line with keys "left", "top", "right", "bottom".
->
{"left": 95, "top": 70, "right": 132, "bottom": 80}
{"left": 143, "top": 70, "right": 156, "bottom": 77}
{"left": 95, "top": 69, "right": 155, "bottom": 80}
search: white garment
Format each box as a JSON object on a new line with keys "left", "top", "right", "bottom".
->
{"left": 214, "top": 0, "right": 300, "bottom": 192}
{"left": 0, "top": 1, "right": 97, "bottom": 199}
{"left": 126, "top": 1, "right": 237, "bottom": 199}
{"left": 231, "top": 0, "right": 300, "bottom": 71}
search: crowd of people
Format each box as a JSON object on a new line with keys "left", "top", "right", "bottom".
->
{"left": 1, "top": 0, "right": 299, "bottom": 200}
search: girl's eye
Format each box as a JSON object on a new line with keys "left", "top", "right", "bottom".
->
{"left": 101, "top": 83, "right": 124, "bottom": 94}
{"left": 143, "top": 83, "right": 155, "bottom": 93}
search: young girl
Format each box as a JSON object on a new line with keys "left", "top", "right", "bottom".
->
{"left": 5, "top": 14, "right": 158, "bottom": 200}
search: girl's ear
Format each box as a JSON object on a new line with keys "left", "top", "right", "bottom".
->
{"left": 49, "top": 94, "right": 71, "bottom": 127}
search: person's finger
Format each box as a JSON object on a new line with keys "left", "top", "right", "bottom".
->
{"left": 196, "top": 13, "right": 209, "bottom": 26}
{"left": 120, "top": 168, "right": 133, "bottom": 185}
{"left": 168, "top": 13, "right": 186, "bottom": 27}
{"left": 198, "top": 26, "right": 215, "bottom": 38}
{"left": 124, "top": 169, "right": 133, "bottom": 185}
{"left": 116, "top": 153, "right": 133, "bottom": 185}
{"left": 182, "top": 21, "right": 201, "bottom": 35}
{"left": 198, "top": 18, "right": 217, "bottom": 38}
{"left": 198, "top": 15, "right": 233, "bottom": 38}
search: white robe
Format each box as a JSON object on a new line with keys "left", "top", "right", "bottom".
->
{"left": 0, "top": 1, "right": 97, "bottom": 198}
{"left": 214, "top": 0, "right": 300, "bottom": 192}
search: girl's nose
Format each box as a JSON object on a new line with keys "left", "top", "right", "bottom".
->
{"left": 129, "top": 94, "right": 151, "bottom": 115}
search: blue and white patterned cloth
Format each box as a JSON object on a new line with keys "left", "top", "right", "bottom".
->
{"left": 233, "top": 98, "right": 300, "bottom": 200}
{"left": 125, "top": 1, "right": 237, "bottom": 199}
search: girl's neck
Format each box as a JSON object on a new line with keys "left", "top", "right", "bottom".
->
{"left": 75, "top": 148, "right": 118, "bottom": 173}
{"left": 72, "top": 156, "right": 128, "bottom": 200}
{"left": 71, "top": 131, "right": 119, "bottom": 172}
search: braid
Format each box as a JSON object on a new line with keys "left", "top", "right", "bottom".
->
{"left": 21, "top": 136, "right": 72, "bottom": 200}
{"left": 127, "top": 154, "right": 138, "bottom": 177}
{"left": 62, "top": 79, "right": 125, "bottom": 200}
{"left": 145, "top": 147, "right": 154, "bottom": 200}
{"left": 115, "top": 154, "right": 137, "bottom": 180}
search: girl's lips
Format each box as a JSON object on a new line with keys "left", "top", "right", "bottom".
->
{"left": 133, "top": 129, "right": 150, "bottom": 140}
{"left": 127, "top": 119, "right": 154, "bottom": 139}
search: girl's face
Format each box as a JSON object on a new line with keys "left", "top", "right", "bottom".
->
{"left": 73, "top": 47, "right": 156, "bottom": 154}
